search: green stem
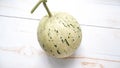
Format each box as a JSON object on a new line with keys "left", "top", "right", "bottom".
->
{"left": 43, "top": 2, "right": 52, "bottom": 17}
{"left": 31, "top": 0, "right": 52, "bottom": 17}
{"left": 31, "top": 0, "right": 42, "bottom": 13}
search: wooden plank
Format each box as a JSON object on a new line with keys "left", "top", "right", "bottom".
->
{"left": 0, "top": 17, "right": 120, "bottom": 68}
{"left": 0, "top": 48, "right": 120, "bottom": 68}
{"left": 0, "top": 16, "right": 39, "bottom": 48}
{"left": 0, "top": 17, "right": 120, "bottom": 58}
{"left": 0, "top": 0, "right": 120, "bottom": 28}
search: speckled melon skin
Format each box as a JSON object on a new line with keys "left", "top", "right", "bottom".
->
{"left": 37, "top": 12, "right": 82, "bottom": 58}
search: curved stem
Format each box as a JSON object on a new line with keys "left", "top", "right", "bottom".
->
{"left": 43, "top": 2, "right": 52, "bottom": 17}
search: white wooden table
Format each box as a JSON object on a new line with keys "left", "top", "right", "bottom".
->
{"left": 0, "top": 0, "right": 120, "bottom": 68}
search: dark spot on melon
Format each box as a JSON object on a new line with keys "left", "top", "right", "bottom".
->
{"left": 73, "top": 39, "right": 75, "bottom": 41}
{"left": 54, "top": 45, "right": 57, "bottom": 47}
{"left": 61, "top": 39, "right": 64, "bottom": 43}
{"left": 50, "top": 37, "right": 52, "bottom": 39}
{"left": 67, "top": 24, "right": 70, "bottom": 27}
{"left": 57, "top": 50, "right": 61, "bottom": 54}
{"left": 60, "top": 37, "right": 64, "bottom": 43}
{"left": 65, "top": 39, "right": 70, "bottom": 46}
{"left": 54, "top": 29, "right": 58, "bottom": 33}
{"left": 60, "top": 37, "right": 62, "bottom": 38}
{"left": 56, "top": 30, "right": 58, "bottom": 33}
{"left": 62, "top": 23, "right": 67, "bottom": 27}
{"left": 68, "top": 36, "right": 70, "bottom": 38}
{"left": 78, "top": 36, "right": 80, "bottom": 38}
{"left": 49, "top": 28, "right": 50, "bottom": 31}
{"left": 77, "top": 27, "right": 81, "bottom": 31}
{"left": 52, "top": 54, "right": 55, "bottom": 56}
{"left": 70, "top": 24, "right": 75, "bottom": 28}
{"left": 50, "top": 50, "right": 52, "bottom": 52}
{"left": 43, "top": 44, "right": 44, "bottom": 48}
{"left": 48, "top": 33, "right": 50, "bottom": 36}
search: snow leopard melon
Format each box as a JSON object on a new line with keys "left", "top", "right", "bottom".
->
{"left": 37, "top": 12, "right": 82, "bottom": 58}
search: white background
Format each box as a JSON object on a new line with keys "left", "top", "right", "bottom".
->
{"left": 0, "top": 0, "right": 120, "bottom": 68}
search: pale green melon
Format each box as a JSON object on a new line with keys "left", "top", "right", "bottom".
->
{"left": 37, "top": 12, "right": 82, "bottom": 58}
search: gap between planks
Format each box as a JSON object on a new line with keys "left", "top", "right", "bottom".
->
{"left": 0, "top": 14, "right": 120, "bottom": 30}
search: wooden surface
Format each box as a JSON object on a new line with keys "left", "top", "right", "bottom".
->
{"left": 0, "top": 0, "right": 120, "bottom": 68}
